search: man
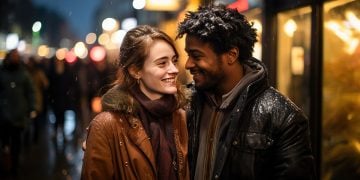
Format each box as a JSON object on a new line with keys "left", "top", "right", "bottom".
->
{"left": 177, "top": 5, "right": 316, "bottom": 180}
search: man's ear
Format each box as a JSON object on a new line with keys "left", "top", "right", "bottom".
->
{"left": 227, "top": 47, "right": 239, "bottom": 65}
{"left": 128, "top": 65, "right": 141, "bottom": 79}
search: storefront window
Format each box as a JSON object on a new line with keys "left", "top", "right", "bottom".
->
{"left": 223, "top": 0, "right": 263, "bottom": 59}
{"left": 276, "top": 7, "right": 312, "bottom": 115}
{"left": 244, "top": 8, "right": 262, "bottom": 60}
{"left": 322, "top": 0, "right": 360, "bottom": 179}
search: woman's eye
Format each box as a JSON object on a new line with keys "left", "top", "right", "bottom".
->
{"left": 157, "top": 61, "right": 166, "bottom": 66}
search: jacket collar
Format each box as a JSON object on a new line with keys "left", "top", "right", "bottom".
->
{"left": 102, "top": 87, "right": 157, "bottom": 173}
{"left": 126, "top": 116, "right": 158, "bottom": 174}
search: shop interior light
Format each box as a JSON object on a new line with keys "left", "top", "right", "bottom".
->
{"left": 345, "top": 11, "right": 360, "bottom": 32}
{"left": 284, "top": 19, "right": 297, "bottom": 37}
{"left": 144, "top": 0, "right": 180, "bottom": 11}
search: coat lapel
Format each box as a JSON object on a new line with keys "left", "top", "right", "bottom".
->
{"left": 126, "top": 117, "right": 157, "bottom": 174}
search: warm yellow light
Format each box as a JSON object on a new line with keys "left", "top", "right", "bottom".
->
{"left": 325, "top": 20, "right": 359, "bottom": 54}
{"left": 251, "top": 19, "right": 262, "bottom": 33}
{"left": 145, "top": 0, "right": 180, "bottom": 11}
{"left": 346, "top": 39, "right": 359, "bottom": 54}
{"left": 56, "top": 48, "right": 68, "bottom": 60}
{"left": 98, "top": 33, "right": 110, "bottom": 45}
{"left": 0, "top": 50, "right": 6, "bottom": 60}
{"left": 352, "top": 140, "right": 360, "bottom": 153}
{"left": 291, "top": 47, "right": 304, "bottom": 75}
{"left": 345, "top": 11, "right": 360, "bottom": 32}
{"left": 284, "top": 19, "right": 297, "bottom": 37}
{"left": 74, "top": 41, "right": 88, "bottom": 59}
{"left": 325, "top": 21, "right": 352, "bottom": 41}
{"left": 91, "top": 96, "right": 102, "bottom": 113}
{"left": 38, "top": 45, "right": 49, "bottom": 57}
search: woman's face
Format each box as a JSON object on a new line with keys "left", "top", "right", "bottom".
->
{"left": 137, "top": 39, "right": 179, "bottom": 100}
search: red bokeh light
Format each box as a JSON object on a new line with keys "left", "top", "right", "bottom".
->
{"left": 90, "top": 46, "right": 106, "bottom": 62}
{"left": 65, "top": 49, "right": 77, "bottom": 63}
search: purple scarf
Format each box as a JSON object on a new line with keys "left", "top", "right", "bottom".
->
{"left": 129, "top": 85, "right": 178, "bottom": 180}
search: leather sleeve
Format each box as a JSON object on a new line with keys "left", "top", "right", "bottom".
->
{"left": 275, "top": 111, "right": 316, "bottom": 180}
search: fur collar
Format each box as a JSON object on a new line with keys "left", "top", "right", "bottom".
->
{"left": 101, "top": 86, "right": 139, "bottom": 115}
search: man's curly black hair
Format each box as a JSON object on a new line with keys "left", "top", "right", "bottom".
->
{"left": 176, "top": 4, "right": 258, "bottom": 62}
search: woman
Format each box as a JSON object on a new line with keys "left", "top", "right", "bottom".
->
{"left": 81, "top": 25, "right": 189, "bottom": 180}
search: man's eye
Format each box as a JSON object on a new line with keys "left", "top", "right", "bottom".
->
{"left": 191, "top": 55, "right": 201, "bottom": 60}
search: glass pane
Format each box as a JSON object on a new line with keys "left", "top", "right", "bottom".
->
{"left": 222, "top": 0, "right": 263, "bottom": 60}
{"left": 244, "top": 8, "right": 263, "bottom": 60}
{"left": 276, "top": 7, "right": 312, "bottom": 116}
{"left": 322, "top": 0, "right": 360, "bottom": 179}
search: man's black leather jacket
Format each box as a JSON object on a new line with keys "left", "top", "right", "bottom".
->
{"left": 187, "top": 58, "right": 316, "bottom": 180}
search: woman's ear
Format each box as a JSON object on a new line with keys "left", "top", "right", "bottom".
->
{"left": 227, "top": 47, "right": 239, "bottom": 65}
{"left": 128, "top": 65, "right": 141, "bottom": 79}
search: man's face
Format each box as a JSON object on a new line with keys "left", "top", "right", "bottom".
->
{"left": 184, "top": 35, "right": 225, "bottom": 92}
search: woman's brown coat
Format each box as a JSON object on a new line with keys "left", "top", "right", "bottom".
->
{"left": 81, "top": 87, "right": 189, "bottom": 180}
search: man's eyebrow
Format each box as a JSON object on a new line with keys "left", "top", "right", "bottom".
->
{"left": 185, "top": 49, "right": 202, "bottom": 54}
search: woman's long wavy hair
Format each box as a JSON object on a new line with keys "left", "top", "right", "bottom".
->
{"left": 113, "top": 25, "right": 187, "bottom": 108}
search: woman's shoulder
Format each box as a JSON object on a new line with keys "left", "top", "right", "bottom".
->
{"left": 90, "top": 111, "right": 125, "bottom": 130}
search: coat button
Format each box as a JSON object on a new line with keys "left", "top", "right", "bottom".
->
{"left": 172, "top": 161, "right": 178, "bottom": 171}
{"left": 232, "top": 140, "right": 238, "bottom": 145}
{"left": 214, "top": 174, "right": 219, "bottom": 179}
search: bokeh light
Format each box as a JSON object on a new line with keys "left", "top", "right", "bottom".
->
{"left": 32, "top": 21, "right": 42, "bottom": 32}
{"left": 111, "top": 30, "right": 127, "bottom": 45}
{"left": 121, "top": 18, "right": 137, "bottom": 31}
{"left": 89, "top": 46, "right": 106, "bottom": 62}
{"left": 56, "top": 48, "right": 68, "bottom": 60}
{"left": 98, "top": 33, "right": 110, "bottom": 45}
{"left": 74, "top": 41, "right": 88, "bottom": 59}
{"left": 65, "top": 49, "right": 77, "bottom": 63}
{"left": 133, "top": 0, "right": 146, "bottom": 10}
{"left": 85, "top": 33, "right": 97, "bottom": 44}
{"left": 102, "top": 18, "right": 118, "bottom": 31}
{"left": 37, "top": 45, "right": 49, "bottom": 57}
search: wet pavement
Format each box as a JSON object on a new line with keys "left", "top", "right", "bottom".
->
{"left": 0, "top": 110, "right": 85, "bottom": 180}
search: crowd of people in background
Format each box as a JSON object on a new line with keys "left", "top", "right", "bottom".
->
{"left": 0, "top": 48, "right": 116, "bottom": 176}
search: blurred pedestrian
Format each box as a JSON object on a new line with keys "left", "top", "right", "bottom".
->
{"left": 48, "top": 58, "right": 67, "bottom": 141}
{"left": 81, "top": 25, "right": 190, "bottom": 180}
{"left": 0, "top": 49, "right": 37, "bottom": 175}
{"left": 26, "top": 56, "right": 49, "bottom": 144}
